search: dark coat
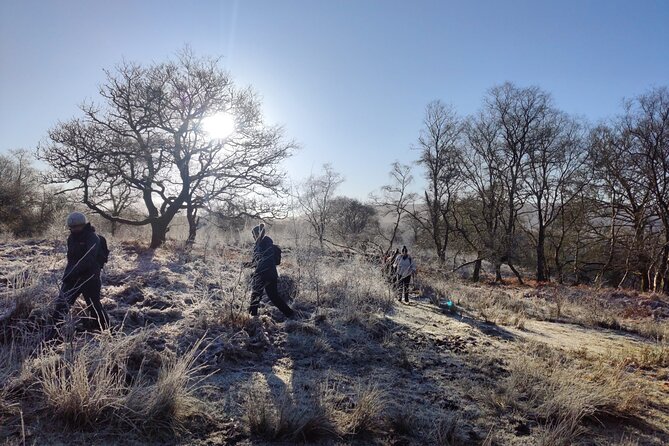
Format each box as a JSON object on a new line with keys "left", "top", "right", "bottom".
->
{"left": 251, "top": 235, "right": 278, "bottom": 280}
{"left": 63, "top": 223, "right": 101, "bottom": 282}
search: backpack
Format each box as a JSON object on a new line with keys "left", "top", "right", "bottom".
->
{"left": 97, "top": 234, "right": 110, "bottom": 267}
{"left": 273, "top": 244, "right": 282, "bottom": 266}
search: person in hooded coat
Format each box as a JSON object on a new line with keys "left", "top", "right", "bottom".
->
{"left": 51, "top": 212, "right": 110, "bottom": 332}
{"left": 244, "top": 223, "right": 295, "bottom": 318}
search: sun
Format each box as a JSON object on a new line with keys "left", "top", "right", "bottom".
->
{"left": 201, "top": 112, "right": 236, "bottom": 140}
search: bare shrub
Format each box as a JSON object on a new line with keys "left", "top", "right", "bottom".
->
{"left": 190, "top": 263, "right": 251, "bottom": 332}
{"left": 0, "top": 150, "right": 62, "bottom": 237}
{"left": 322, "top": 256, "right": 394, "bottom": 315}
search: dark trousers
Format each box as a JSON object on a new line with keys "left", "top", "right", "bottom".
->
{"left": 53, "top": 274, "right": 109, "bottom": 330}
{"left": 250, "top": 275, "right": 294, "bottom": 317}
{"left": 397, "top": 275, "right": 411, "bottom": 301}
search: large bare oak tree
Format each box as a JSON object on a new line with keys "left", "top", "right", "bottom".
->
{"left": 39, "top": 49, "right": 294, "bottom": 248}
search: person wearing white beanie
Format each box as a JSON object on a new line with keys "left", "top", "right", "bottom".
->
{"left": 393, "top": 245, "right": 417, "bottom": 303}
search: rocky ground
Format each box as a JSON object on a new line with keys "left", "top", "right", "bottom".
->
{"left": 1, "top": 237, "right": 668, "bottom": 445}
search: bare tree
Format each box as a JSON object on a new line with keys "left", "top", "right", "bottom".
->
{"left": 483, "top": 83, "right": 554, "bottom": 283}
{"left": 523, "top": 112, "right": 590, "bottom": 281}
{"left": 621, "top": 87, "right": 669, "bottom": 292}
{"left": 411, "top": 100, "right": 464, "bottom": 263}
{"left": 547, "top": 188, "right": 593, "bottom": 284}
{"left": 296, "top": 164, "right": 344, "bottom": 249}
{"left": 88, "top": 176, "right": 137, "bottom": 236}
{"left": 370, "top": 162, "right": 416, "bottom": 256}
{"left": 457, "top": 110, "right": 506, "bottom": 281}
{"left": 39, "top": 49, "right": 293, "bottom": 248}
{"left": 183, "top": 88, "right": 293, "bottom": 243}
{"left": 591, "top": 122, "right": 656, "bottom": 290}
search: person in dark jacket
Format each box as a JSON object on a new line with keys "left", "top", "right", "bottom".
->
{"left": 51, "top": 212, "right": 110, "bottom": 332}
{"left": 244, "top": 223, "right": 294, "bottom": 318}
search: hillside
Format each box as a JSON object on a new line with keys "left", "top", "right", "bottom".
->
{"left": 1, "top": 237, "right": 668, "bottom": 445}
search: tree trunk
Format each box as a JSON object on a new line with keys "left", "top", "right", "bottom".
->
{"left": 554, "top": 254, "right": 564, "bottom": 284}
{"left": 150, "top": 219, "right": 170, "bottom": 249}
{"left": 573, "top": 231, "right": 581, "bottom": 285}
{"left": 186, "top": 204, "right": 199, "bottom": 244}
{"left": 660, "top": 217, "right": 669, "bottom": 293}
{"left": 495, "top": 262, "right": 502, "bottom": 282}
{"left": 472, "top": 258, "right": 482, "bottom": 282}
{"left": 508, "top": 262, "right": 524, "bottom": 285}
{"left": 657, "top": 230, "right": 669, "bottom": 294}
{"left": 596, "top": 205, "right": 617, "bottom": 286}
{"left": 641, "top": 268, "right": 650, "bottom": 292}
{"left": 110, "top": 220, "right": 117, "bottom": 237}
{"left": 438, "top": 248, "right": 446, "bottom": 264}
{"left": 536, "top": 220, "right": 548, "bottom": 282}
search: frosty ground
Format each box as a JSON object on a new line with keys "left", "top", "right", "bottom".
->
{"left": 1, "top": 237, "right": 668, "bottom": 445}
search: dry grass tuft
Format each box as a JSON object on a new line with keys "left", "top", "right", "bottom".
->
{"left": 338, "top": 384, "right": 388, "bottom": 438}
{"left": 483, "top": 343, "right": 643, "bottom": 444}
{"left": 535, "top": 412, "right": 586, "bottom": 446}
{"left": 387, "top": 405, "right": 418, "bottom": 437}
{"left": 430, "top": 411, "right": 460, "bottom": 445}
{"left": 243, "top": 377, "right": 389, "bottom": 443}
{"left": 243, "top": 376, "right": 339, "bottom": 442}
{"left": 32, "top": 332, "right": 208, "bottom": 436}
{"left": 124, "top": 336, "right": 208, "bottom": 435}
{"left": 628, "top": 320, "right": 669, "bottom": 342}
{"left": 615, "top": 343, "right": 669, "bottom": 369}
{"left": 37, "top": 344, "right": 125, "bottom": 427}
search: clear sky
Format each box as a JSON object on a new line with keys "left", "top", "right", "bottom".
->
{"left": 1, "top": 0, "right": 668, "bottom": 199}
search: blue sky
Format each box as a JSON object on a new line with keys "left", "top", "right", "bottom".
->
{"left": 1, "top": 0, "right": 668, "bottom": 199}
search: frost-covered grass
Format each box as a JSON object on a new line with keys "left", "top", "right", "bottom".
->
{"left": 0, "top": 235, "right": 667, "bottom": 444}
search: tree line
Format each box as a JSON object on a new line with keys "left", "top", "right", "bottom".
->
{"left": 295, "top": 83, "right": 669, "bottom": 293}
{"left": 1, "top": 50, "right": 667, "bottom": 292}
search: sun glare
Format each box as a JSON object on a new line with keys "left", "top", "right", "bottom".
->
{"left": 201, "top": 112, "right": 236, "bottom": 140}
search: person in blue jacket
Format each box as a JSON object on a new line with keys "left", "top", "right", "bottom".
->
{"left": 244, "top": 223, "right": 295, "bottom": 318}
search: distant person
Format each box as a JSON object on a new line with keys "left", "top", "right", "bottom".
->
{"left": 393, "top": 246, "right": 417, "bottom": 303}
{"left": 244, "top": 223, "right": 295, "bottom": 318}
{"left": 50, "top": 212, "right": 110, "bottom": 334}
